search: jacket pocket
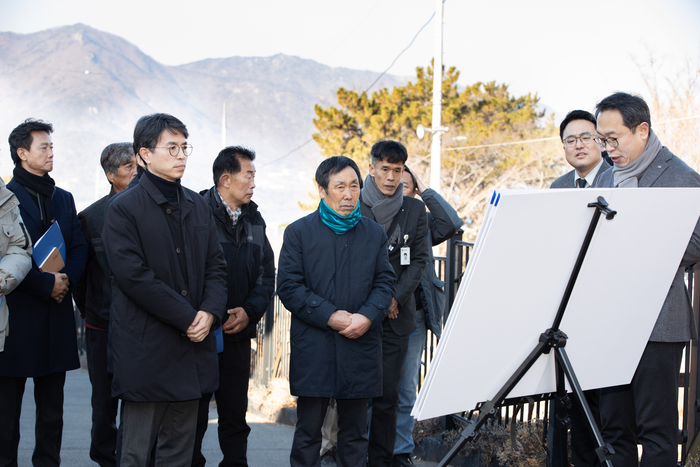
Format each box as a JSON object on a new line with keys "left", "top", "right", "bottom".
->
{"left": 2, "top": 223, "right": 13, "bottom": 238}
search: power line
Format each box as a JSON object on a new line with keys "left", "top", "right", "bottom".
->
{"left": 443, "top": 115, "right": 700, "bottom": 152}
{"left": 364, "top": 11, "right": 436, "bottom": 93}
{"left": 445, "top": 136, "right": 559, "bottom": 151}
{"left": 319, "top": 0, "right": 385, "bottom": 63}
{"left": 656, "top": 115, "right": 700, "bottom": 124}
{"left": 262, "top": 9, "right": 439, "bottom": 168}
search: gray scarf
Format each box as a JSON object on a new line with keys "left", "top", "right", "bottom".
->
{"left": 612, "top": 128, "right": 662, "bottom": 187}
{"left": 361, "top": 174, "right": 404, "bottom": 232}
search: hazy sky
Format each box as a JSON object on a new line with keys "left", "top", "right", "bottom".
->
{"left": 1, "top": 0, "right": 699, "bottom": 119}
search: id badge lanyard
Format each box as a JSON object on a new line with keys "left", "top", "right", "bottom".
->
{"left": 400, "top": 234, "right": 410, "bottom": 265}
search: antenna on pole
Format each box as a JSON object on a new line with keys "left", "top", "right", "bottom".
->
{"left": 429, "top": 0, "right": 444, "bottom": 195}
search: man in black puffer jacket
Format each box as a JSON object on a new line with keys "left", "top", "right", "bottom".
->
{"left": 193, "top": 146, "right": 275, "bottom": 467}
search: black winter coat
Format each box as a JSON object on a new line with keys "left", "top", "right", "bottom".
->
{"left": 103, "top": 175, "right": 227, "bottom": 402}
{"left": 277, "top": 210, "right": 396, "bottom": 399}
{"left": 360, "top": 194, "right": 429, "bottom": 336}
{"left": 0, "top": 181, "right": 87, "bottom": 377}
{"left": 202, "top": 187, "right": 275, "bottom": 341}
{"left": 75, "top": 188, "right": 115, "bottom": 330}
{"left": 418, "top": 188, "right": 463, "bottom": 338}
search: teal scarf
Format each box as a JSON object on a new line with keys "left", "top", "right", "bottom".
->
{"left": 319, "top": 199, "right": 361, "bottom": 235}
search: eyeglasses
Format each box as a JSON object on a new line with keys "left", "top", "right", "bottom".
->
{"left": 563, "top": 133, "right": 597, "bottom": 147}
{"left": 595, "top": 124, "right": 639, "bottom": 148}
{"left": 153, "top": 144, "right": 193, "bottom": 157}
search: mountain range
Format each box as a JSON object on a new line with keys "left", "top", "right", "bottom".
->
{"left": 0, "top": 24, "right": 406, "bottom": 229}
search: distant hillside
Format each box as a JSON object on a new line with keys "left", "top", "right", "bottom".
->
{"left": 0, "top": 24, "right": 406, "bottom": 225}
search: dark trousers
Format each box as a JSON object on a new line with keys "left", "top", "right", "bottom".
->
{"left": 599, "top": 341, "right": 685, "bottom": 467}
{"left": 86, "top": 328, "right": 119, "bottom": 467}
{"left": 570, "top": 389, "right": 601, "bottom": 467}
{"left": 291, "top": 397, "right": 368, "bottom": 467}
{"left": 192, "top": 339, "right": 252, "bottom": 467}
{"left": 368, "top": 320, "right": 410, "bottom": 467}
{"left": 0, "top": 371, "right": 66, "bottom": 467}
{"left": 120, "top": 399, "right": 198, "bottom": 467}
{"left": 192, "top": 393, "right": 213, "bottom": 467}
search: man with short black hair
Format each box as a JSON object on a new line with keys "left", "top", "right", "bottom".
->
{"left": 551, "top": 110, "right": 611, "bottom": 189}
{"left": 278, "top": 156, "right": 396, "bottom": 467}
{"left": 549, "top": 110, "right": 608, "bottom": 466}
{"left": 103, "top": 113, "right": 227, "bottom": 467}
{"left": 392, "top": 167, "right": 462, "bottom": 466}
{"left": 193, "top": 146, "right": 275, "bottom": 467}
{"left": 360, "top": 140, "right": 429, "bottom": 467}
{"left": 0, "top": 118, "right": 88, "bottom": 466}
{"left": 595, "top": 92, "right": 700, "bottom": 466}
{"left": 74, "top": 142, "right": 137, "bottom": 467}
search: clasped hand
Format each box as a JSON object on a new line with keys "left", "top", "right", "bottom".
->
{"left": 186, "top": 311, "right": 214, "bottom": 342}
{"left": 50, "top": 272, "right": 70, "bottom": 303}
{"left": 223, "top": 307, "right": 250, "bottom": 335}
{"left": 327, "top": 310, "right": 371, "bottom": 339}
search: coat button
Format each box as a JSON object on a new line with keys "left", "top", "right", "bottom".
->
{"left": 176, "top": 248, "right": 181, "bottom": 254}
{"left": 166, "top": 208, "right": 172, "bottom": 214}
{"left": 181, "top": 290, "right": 187, "bottom": 296}
{"left": 311, "top": 300, "right": 317, "bottom": 305}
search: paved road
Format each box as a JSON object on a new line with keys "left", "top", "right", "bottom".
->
{"left": 17, "top": 368, "right": 436, "bottom": 466}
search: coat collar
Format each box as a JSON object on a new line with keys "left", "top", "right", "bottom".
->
{"left": 8, "top": 179, "right": 42, "bottom": 233}
{"left": 205, "top": 185, "right": 257, "bottom": 220}
{"left": 139, "top": 173, "right": 194, "bottom": 217}
{"left": 638, "top": 146, "right": 672, "bottom": 187}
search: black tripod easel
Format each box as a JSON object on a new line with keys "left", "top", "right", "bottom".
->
{"left": 436, "top": 196, "right": 617, "bottom": 467}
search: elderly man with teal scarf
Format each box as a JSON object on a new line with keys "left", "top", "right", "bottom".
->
{"left": 278, "top": 156, "right": 396, "bottom": 467}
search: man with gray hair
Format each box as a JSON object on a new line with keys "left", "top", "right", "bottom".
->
{"left": 278, "top": 156, "right": 396, "bottom": 467}
{"left": 75, "top": 142, "right": 137, "bottom": 467}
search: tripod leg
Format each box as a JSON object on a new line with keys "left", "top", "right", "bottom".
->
{"left": 556, "top": 347, "right": 614, "bottom": 467}
{"left": 436, "top": 338, "right": 551, "bottom": 467}
{"left": 549, "top": 354, "right": 570, "bottom": 467}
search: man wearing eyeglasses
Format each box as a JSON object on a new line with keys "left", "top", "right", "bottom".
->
{"left": 551, "top": 110, "right": 611, "bottom": 189}
{"left": 103, "top": 113, "right": 227, "bottom": 467}
{"left": 549, "top": 110, "right": 610, "bottom": 467}
{"left": 594, "top": 92, "right": 700, "bottom": 466}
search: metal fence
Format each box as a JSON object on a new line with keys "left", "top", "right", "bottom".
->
{"left": 246, "top": 232, "right": 700, "bottom": 461}
{"left": 73, "top": 226, "right": 700, "bottom": 460}
{"left": 249, "top": 231, "right": 475, "bottom": 392}
{"left": 251, "top": 294, "right": 291, "bottom": 386}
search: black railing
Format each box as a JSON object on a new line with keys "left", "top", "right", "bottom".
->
{"left": 75, "top": 229, "right": 700, "bottom": 460}
{"left": 251, "top": 293, "right": 291, "bottom": 385}
{"left": 250, "top": 231, "right": 475, "bottom": 392}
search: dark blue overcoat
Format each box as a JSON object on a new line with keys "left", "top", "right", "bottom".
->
{"left": 0, "top": 180, "right": 87, "bottom": 377}
{"left": 277, "top": 210, "right": 396, "bottom": 399}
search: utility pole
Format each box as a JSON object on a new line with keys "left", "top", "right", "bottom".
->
{"left": 429, "top": 0, "right": 444, "bottom": 195}
{"left": 221, "top": 101, "right": 227, "bottom": 149}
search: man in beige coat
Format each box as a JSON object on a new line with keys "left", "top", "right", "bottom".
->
{"left": 0, "top": 174, "right": 33, "bottom": 351}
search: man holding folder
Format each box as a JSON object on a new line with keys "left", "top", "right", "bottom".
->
{"left": 0, "top": 118, "right": 88, "bottom": 466}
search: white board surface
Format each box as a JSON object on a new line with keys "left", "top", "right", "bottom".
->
{"left": 414, "top": 188, "right": 700, "bottom": 420}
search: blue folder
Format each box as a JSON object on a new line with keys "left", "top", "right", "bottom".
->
{"left": 32, "top": 221, "right": 66, "bottom": 270}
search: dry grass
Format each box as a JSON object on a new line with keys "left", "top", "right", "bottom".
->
{"left": 414, "top": 418, "right": 547, "bottom": 467}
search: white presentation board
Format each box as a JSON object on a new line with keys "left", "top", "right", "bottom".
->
{"left": 413, "top": 188, "right": 700, "bottom": 421}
